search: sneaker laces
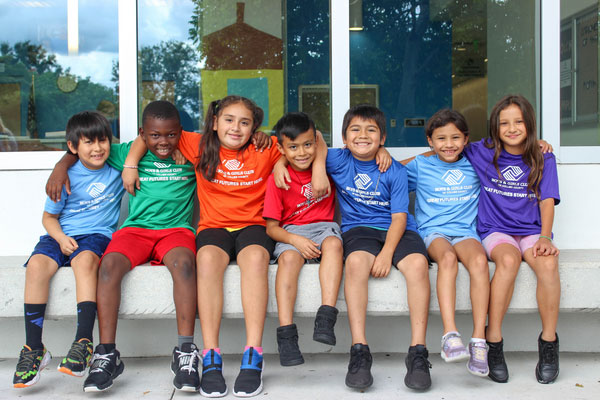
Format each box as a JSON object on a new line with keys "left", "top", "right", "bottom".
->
{"left": 444, "top": 335, "right": 463, "bottom": 350}
{"left": 89, "top": 353, "right": 113, "bottom": 373}
{"left": 488, "top": 346, "right": 505, "bottom": 364}
{"left": 66, "top": 341, "right": 89, "bottom": 362}
{"left": 541, "top": 342, "right": 557, "bottom": 364}
{"left": 470, "top": 343, "right": 487, "bottom": 362}
{"left": 348, "top": 349, "right": 370, "bottom": 373}
{"left": 16, "top": 349, "right": 40, "bottom": 372}
{"left": 411, "top": 353, "right": 432, "bottom": 372}
{"left": 176, "top": 349, "right": 199, "bottom": 373}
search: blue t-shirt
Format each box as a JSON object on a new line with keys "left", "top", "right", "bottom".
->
{"left": 326, "top": 148, "right": 417, "bottom": 233}
{"left": 45, "top": 160, "right": 124, "bottom": 239}
{"left": 406, "top": 155, "right": 480, "bottom": 240}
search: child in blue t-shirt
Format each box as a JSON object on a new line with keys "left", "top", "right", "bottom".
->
{"left": 404, "top": 109, "right": 490, "bottom": 377}
{"left": 13, "top": 111, "right": 124, "bottom": 389}
{"left": 320, "top": 104, "right": 431, "bottom": 391}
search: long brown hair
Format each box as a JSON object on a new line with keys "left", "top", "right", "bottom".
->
{"left": 198, "top": 95, "right": 264, "bottom": 181}
{"left": 487, "top": 94, "right": 544, "bottom": 200}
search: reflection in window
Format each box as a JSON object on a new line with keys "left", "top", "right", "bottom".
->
{"left": 0, "top": 1, "right": 119, "bottom": 152}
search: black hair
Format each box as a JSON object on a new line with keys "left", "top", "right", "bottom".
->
{"left": 65, "top": 111, "right": 113, "bottom": 148}
{"left": 341, "top": 104, "right": 386, "bottom": 139}
{"left": 425, "top": 109, "right": 469, "bottom": 138}
{"left": 273, "top": 112, "right": 315, "bottom": 143}
{"left": 142, "top": 100, "right": 181, "bottom": 126}
{"left": 198, "top": 95, "right": 263, "bottom": 181}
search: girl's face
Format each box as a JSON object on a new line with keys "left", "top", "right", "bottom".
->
{"left": 213, "top": 102, "right": 254, "bottom": 150}
{"left": 427, "top": 123, "right": 468, "bottom": 163}
{"left": 498, "top": 104, "right": 527, "bottom": 154}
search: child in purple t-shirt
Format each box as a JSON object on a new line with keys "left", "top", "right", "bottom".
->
{"left": 463, "top": 95, "right": 560, "bottom": 385}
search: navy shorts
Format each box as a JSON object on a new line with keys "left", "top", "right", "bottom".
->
{"left": 196, "top": 225, "right": 275, "bottom": 261}
{"left": 25, "top": 233, "right": 111, "bottom": 268}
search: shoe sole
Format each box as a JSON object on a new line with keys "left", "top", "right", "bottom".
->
{"left": 279, "top": 356, "right": 304, "bottom": 367}
{"left": 13, "top": 349, "right": 52, "bottom": 388}
{"left": 232, "top": 359, "right": 264, "bottom": 398}
{"left": 467, "top": 363, "right": 489, "bottom": 377}
{"left": 201, "top": 387, "right": 229, "bottom": 398}
{"left": 536, "top": 366, "right": 559, "bottom": 384}
{"left": 57, "top": 365, "right": 86, "bottom": 377}
{"left": 83, "top": 360, "right": 125, "bottom": 392}
{"left": 488, "top": 371, "right": 509, "bottom": 383}
{"left": 345, "top": 376, "right": 373, "bottom": 390}
{"left": 313, "top": 333, "right": 336, "bottom": 346}
{"left": 441, "top": 351, "right": 470, "bottom": 363}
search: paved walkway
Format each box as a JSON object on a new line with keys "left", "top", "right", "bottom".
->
{"left": 1, "top": 352, "right": 599, "bottom": 399}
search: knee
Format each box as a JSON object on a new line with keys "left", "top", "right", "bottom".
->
{"left": 278, "top": 251, "right": 301, "bottom": 269}
{"left": 25, "top": 259, "right": 55, "bottom": 281}
{"left": 98, "top": 255, "right": 124, "bottom": 283}
{"left": 469, "top": 255, "right": 490, "bottom": 278}
{"left": 403, "top": 256, "right": 430, "bottom": 282}
{"left": 171, "top": 256, "right": 196, "bottom": 281}
{"left": 322, "top": 237, "right": 343, "bottom": 254}
{"left": 436, "top": 252, "right": 458, "bottom": 272}
{"left": 535, "top": 257, "right": 559, "bottom": 282}
{"left": 344, "top": 257, "right": 368, "bottom": 282}
{"left": 494, "top": 253, "right": 521, "bottom": 275}
{"left": 72, "top": 253, "right": 99, "bottom": 275}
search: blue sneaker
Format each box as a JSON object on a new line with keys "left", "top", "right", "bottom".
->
{"left": 233, "top": 347, "right": 263, "bottom": 397}
{"left": 200, "top": 349, "right": 227, "bottom": 397}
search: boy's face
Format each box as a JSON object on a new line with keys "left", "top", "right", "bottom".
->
{"left": 343, "top": 117, "right": 385, "bottom": 162}
{"left": 67, "top": 136, "right": 110, "bottom": 170}
{"left": 276, "top": 129, "right": 316, "bottom": 172}
{"left": 139, "top": 117, "right": 182, "bottom": 160}
{"left": 427, "top": 123, "right": 468, "bottom": 163}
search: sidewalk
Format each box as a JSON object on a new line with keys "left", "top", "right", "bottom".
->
{"left": 1, "top": 352, "right": 599, "bottom": 399}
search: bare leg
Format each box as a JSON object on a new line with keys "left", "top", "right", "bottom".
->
{"left": 275, "top": 250, "right": 304, "bottom": 326}
{"left": 163, "top": 247, "right": 197, "bottom": 337}
{"left": 397, "top": 254, "right": 430, "bottom": 346}
{"left": 318, "top": 237, "right": 343, "bottom": 307}
{"left": 427, "top": 238, "right": 459, "bottom": 335}
{"left": 344, "top": 251, "right": 374, "bottom": 345}
{"left": 70, "top": 251, "right": 100, "bottom": 303}
{"left": 96, "top": 253, "right": 131, "bottom": 343}
{"left": 24, "top": 255, "right": 59, "bottom": 304}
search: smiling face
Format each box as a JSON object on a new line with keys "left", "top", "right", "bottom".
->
{"left": 67, "top": 136, "right": 110, "bottom": 170}
{"left": 277, "top": 129, "right": 316, "bottom": 171}
{"left": 427, "top": 123, "right": 468, "bottom": 163}
{"left": 139, "top": 117, "right": 181, "bottom": 159}
{"left": 213, "top": 102, "right": 254, "bottom": 150}
{"left": 343, "top": 117, "right": 385, "bottom": 161}
{"left": 498, "top": 104, "right": 527, "bottom": 154}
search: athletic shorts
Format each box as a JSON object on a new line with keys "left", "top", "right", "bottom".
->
{"left": 423, "top": 232, "right": 481, "bottom": 249}
{"left": 103, "top": 227, "right": 196, "bottom": 269}
{"left": 342, "top": 226, "right": 427, "bottom": 267}
{"left": 482, "top": 232, "right": 541, "bottom": 258}
{"left": 196, "top": 225, "right": 275, "bottom": 261}
{"left": 25, "top": 233, "right": 110, "bottom": 268}
{"left": 272, "top": 221, "right": 342, "bottom": 262}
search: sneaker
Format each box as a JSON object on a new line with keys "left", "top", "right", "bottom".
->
{"left": 277, "top": 324, "right": 304, "bottom": 366}
{"left": 58, "top": 338, "right": 93, "bottom": 377}
{"left": 200, "top": 349, "right": 228, "bottom": 397}
{"left": 83, "top": 345, "right": 125, "bottom": 392}
{"left": 404, "top": 345, "right": 432, "bottom": 390}
{"left": 345, "top": 343, "right": 373, "bottom": 389}
{"left": 487, "top": 339, "right": 508, "bottom": 383}
{"left": 313, "top": 305, "right": 338, "bottom": 345}
{"left": 440, "top": 332, "right": 469, "bottom": 362}
{"left": 171, "top": 343, "right": 200, "bottom": 392}
{"left": 13, "top": 345, "right": 52, "bottom": 388}
{"left": 467, "top": 340, "right": 489, "bottom": 377}
{"left": 536, "top": 333, "right": 559, "bottom": 384}
{"left": 233, "top": 347, "right": 263, "bottom": 397}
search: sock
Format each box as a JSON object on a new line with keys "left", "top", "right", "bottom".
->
{"left": 245, "top": 346, "right": 263, "bottom": 355}
{"left": 75, "top": 301, "right": 97, "bottom": 342}
{"left": 202, "top": 348, "right": 221, "bottom": 357}
{"left": 470, "top": 337, "right": 486, "bottom": 344}
{"left": 100, "top": 343, "right": 116, "bottom": 353}
{"left": 178, "top": 335, "right": 194, "bottom": 348}
{"left": 24, "top": 303, "right": 46, "bottom": 350}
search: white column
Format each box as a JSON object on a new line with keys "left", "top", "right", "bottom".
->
{"left": 118, "top": 0, "right": 139, "bottom": 142}
{"left": 540, "top": 0, "right": 560, "bottom": 156}
{"left": 330, "top": 0, "right": 350, "bottom": 148}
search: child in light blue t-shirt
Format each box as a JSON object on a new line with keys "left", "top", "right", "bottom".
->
{"left": 404, "top": 109, "right": 490, "bottom": 378}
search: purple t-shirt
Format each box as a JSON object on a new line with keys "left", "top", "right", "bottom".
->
{"left": 463, "top": 139, "right": 560, "bottom": 239}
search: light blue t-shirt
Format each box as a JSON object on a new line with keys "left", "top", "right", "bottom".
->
{"left": 406, "top": 154, "right": 480, "bottom": 239}
{"left": 326, "top": 148, "right": 417, "bottom": 233}
{"left": 44, "top": 160, "right": 124, "bottom": 239}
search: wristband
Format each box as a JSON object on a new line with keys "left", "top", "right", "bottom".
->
{"left": 123, "top": 164, "right": 138, "bottom": 169}
{"left": 539, "top": 235, "right": 552, "bottom": 241}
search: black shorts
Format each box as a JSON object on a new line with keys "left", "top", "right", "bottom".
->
{"left": 342, "top": 226, "right": 427, "bottom": 267}
{"left": 196, "top": 225, "right": 275, "bottom": 261}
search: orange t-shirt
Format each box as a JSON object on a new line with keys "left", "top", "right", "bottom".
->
{"left": 178, "top": 130, "right": 281, "bottom": 232}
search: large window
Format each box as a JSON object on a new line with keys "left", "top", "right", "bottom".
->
{"left": 0, "top": 0, "right": 119, "bottom": 152}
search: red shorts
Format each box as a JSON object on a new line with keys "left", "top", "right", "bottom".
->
{"left": 104, "top": 227, "right": 196, "bottom": 269}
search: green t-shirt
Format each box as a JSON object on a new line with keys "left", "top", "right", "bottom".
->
{"left": 108, "top": 143, "right": 196, "bottom": 232}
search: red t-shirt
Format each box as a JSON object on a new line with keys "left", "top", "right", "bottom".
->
{"left": 263, "top": 165, "right": 335, "bottom": 226}
{"left": 178, "top": 130, "right": 281, "bottom": 232}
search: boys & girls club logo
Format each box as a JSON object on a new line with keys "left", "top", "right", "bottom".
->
{"left": 354, "top": 173, "right": 373, "bottom": 190}
{"left": 301, "top": 183, "right": 313, "bottom": 200}
{"left": 501, "top": 165, "right": 524, "bottom": 181}
{"left": 86, "top": 182, "right": 106, "bottom": 198}
{"left": 223, "top": 159, "right": 243, "bottom": 170}
{"left": 442, "top": 169, "right": 465, "bottom": 185}
{"left": 153, "top": 162, "right": 171, "bottom": 169}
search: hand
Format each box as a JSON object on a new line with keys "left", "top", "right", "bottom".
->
{"left": 273, "top": 162, "right": 291, "bottom": 190}
{"left": 532, "top": 237, "right": 560, "bottom": 257}
{"left": 122, "top": 168, "right": 140, "bottom": 196}
{"left": 370, "top": 253, "right": 393, "bottom": 278}
{"left": 310, "top": 170, "right": 331, "bottom": 199}
{"left": 252, "top": 131, "right": 272, "bottom": 152}
{"left": 172, "top": 149, "right": 186, "bottom": 165}
{"left": 290, "top": 234, "right": 321, "bottom": 260}
{"left": 538, "top": 140, "right": 554, "bottom": 153}
{"left": 375, "top": 146, "right": 392, "bottom": 172}
{"left": 46, "top": 169, "right": 70, "bottom": 202}
{"left": 58, "top": 235, "right": 78, "bottom": 256}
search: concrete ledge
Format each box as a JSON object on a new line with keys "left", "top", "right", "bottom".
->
{"left": 2, "top": 250, "right": 599, "bottom": 320}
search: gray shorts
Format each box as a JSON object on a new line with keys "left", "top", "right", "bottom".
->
{"left": 272, "top": 221, "right": 342, "bottom": 262}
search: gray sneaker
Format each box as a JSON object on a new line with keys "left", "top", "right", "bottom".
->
{"left": 441, "top": 332, "right": 469, "bottom": 362}
{"left": 467, "top": 341, "right": 489, "bottom": 377}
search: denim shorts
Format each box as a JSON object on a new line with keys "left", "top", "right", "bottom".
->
{"left": 423, "top": 232, "right": 481, "bottom": 250}
{"left": 25, "top": 233, "right": 111, "bottom": 268}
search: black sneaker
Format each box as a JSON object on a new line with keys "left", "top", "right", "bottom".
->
{"left": 58, "top": 338, "right": 93, "bottom": 377}
{"left": 404, "top": 345, "right": 432, "bottom": 390}
{"left": 345, "top": 343, "right": 373, "bottom": 389}
{"left": 313, "top": 305, "right": 338, "bottom": 345}
{"left": 200, "top": 349, "right": 228, "bottom": 397}
{"left": 83, "top": 345, "right": 125, "bottom": 392}
{"left": 487, "top": 339, "right": 509, "bottom": 383}
{"left": 171, "top": 343, "right": 200, "bottom": 392}
{"left": 233, "top": 347, "right": 263, "bottom": 397}
{"left": 13, "top": 345, "right": 52, "bottom": 388}
{"left": 277, "top": 324, "right": 304, "bottom": 366}
{"left": 536, "top": 333, "right": 559, "bottom": 384}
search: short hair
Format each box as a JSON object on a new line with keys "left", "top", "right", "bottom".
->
{"left": 142, "top": 100, "right": 180, "bottom": 125}
{"left": 65, "top": 111, "right": 113, "bottom": 148}
{"left": 273, "top": 112, "right": 315, "bottom": 142}
{"left": 341, "top": 104, "right": 386, "bottom": 139}
{"left": 425, "top": 109, "right": 469, "bottom": 138}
